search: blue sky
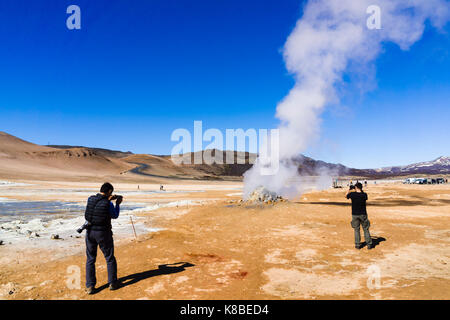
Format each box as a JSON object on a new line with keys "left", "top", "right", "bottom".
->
{"left": 0, "top": 0, "right": 449, "bottom": 169}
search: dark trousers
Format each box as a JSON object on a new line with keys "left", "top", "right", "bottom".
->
{"left": 351, "top": 215, "right": 372, "bottom": 246}
{"left": 85, "top": 229, "right": 117, "bottom": 288}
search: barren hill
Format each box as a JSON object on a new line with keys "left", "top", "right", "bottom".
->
{"left": 0, "top": 133, "right": 252, "bottom": 181}
{"left": 0, "top": 131, "right": 55, "bottom": 155}
{"left": 120, "top": 150, "right": 253, "bottom": 180}
{"left": 0, "top": 132, "right": 132, "bottom": 180}
{"left": 0, "top": 132, "right": 447, "bottom": 182}
{"left": 48, "top": 144, "right": 133, "bottom": 159}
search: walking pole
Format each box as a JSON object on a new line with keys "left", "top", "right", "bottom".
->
{"left": 130, "top": 216, "right": 137, "bottom": 239}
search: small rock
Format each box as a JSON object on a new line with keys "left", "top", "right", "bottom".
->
{"left": 0, "top": 240, "right": 3, "bottom": 245}
{"left": 0, "top": 282, "right": 17, "bottom": 297}
{"left": 51, "top": 234, "right": 60, "bottom": 240}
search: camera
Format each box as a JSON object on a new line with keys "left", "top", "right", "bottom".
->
{"left": 77, "top": 221, "right": 91, "bottom": 234}
{"left": 110, "top": 195, "right": 123, "bottom": 201}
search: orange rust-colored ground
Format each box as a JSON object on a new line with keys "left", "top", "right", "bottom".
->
{"left": 1, "top": 183, "right": 449, "bottom": 300}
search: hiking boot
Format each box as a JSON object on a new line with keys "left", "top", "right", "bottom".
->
{"left": 367, "top": 244, "right": 374, "bottom": 250}
{"left": 109, "top": 281, "right": 120, "bottom": 291}
{"left": 86, "top": 286, "right": 95, "bottom": 295}
{"left": 355, "top": 244, "right": 362, "bottom": 250}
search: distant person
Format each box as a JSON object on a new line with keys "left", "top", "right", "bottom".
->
{"left": 84, "top": 182, "right": 122, "bottom": 294}
{"left": 160, "top": 185, "right": 164, "bottom": 191}
{"left": 364, "top": 180, "right": 368, "bottom": 188}
{"left": 346, "top": 182, "right": 373, "bottom": 250}
{"left": 138, "top": 185, "right": 140, "bottom": 190}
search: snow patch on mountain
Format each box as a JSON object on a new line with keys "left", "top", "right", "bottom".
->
{"left": 375, "top": 156, "right": 450, "bottom": 175}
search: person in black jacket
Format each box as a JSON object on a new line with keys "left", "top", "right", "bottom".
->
{"left": 84, "top": 182, "right": 122, "bottom": 294}
{"left": 346, "top": 182, "right": 373, "bottom": 250}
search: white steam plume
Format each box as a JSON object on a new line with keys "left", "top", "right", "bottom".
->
{"left": 244, "top": 0, "right": 450, "bottom": 199}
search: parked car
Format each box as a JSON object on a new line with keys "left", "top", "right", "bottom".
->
{"left": 404, "top": 178, "right": 416, "bottom": 184}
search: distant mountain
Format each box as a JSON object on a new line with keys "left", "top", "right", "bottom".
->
{"left": 0, "top": 132, "right": 447, "bottom": 181}
{"left": 0, "top": 132, "right": 254, "bottom": 181}
{"left": 43, "top": 142, "right": 450, "bottom": 178}
{"left": 372, "top": 156, "right": 450, "bottom": 176}
{"left": 48, "top": 145, "right": 133, "bottom": 159}
{"left": 291, "top": 154, "right": 352, "bottom": 176}
{"left": 291, "top": 155, "right": 450, "bottom": 177}
{"left": 123, "top": 150, "right": 255, "bottom": 180}
{"left": 39, "top": 139, "right": 450, "bottom": 178}
{"left": 0, "top": 132, "right": 132, "bottom": 180}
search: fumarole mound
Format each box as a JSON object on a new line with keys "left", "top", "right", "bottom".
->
{"left": 246, "top": 186, "right": 285, "bottom": 204}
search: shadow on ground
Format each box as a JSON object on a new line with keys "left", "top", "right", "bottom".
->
{"left": 94, "top": 262, "right": 195, "bottom": 294}
{"left": 362, "top": 236, "right": 386, "bottom": 249}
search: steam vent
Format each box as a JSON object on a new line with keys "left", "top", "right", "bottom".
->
{"left": 247, "top": 186, "right": 285, "bottom": 204}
